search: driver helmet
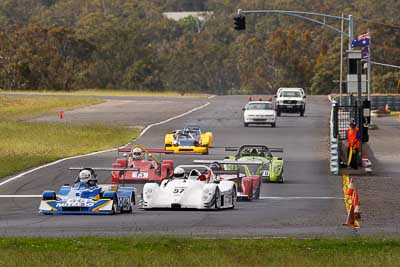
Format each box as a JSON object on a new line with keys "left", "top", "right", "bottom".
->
{"left": 78, "top": 169, "right": 92, "bottom": 183}
{"left": 173, "top": 167, "right": 185, "bottom": 178}
{"left": 132, "top": 147, "right": 143, "bottom": 160}
{"left": 209, "top": 162, "right": 222, "bottom": 171}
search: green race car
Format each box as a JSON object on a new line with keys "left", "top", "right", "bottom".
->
{"left": 224, "top": 145, "right": 284, "bottom": 183}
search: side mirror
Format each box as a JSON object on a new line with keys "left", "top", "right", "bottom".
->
{"left": 304, "top": 95, "right": 307, "bottom": 98}
{"left": 274, "top": 95, "right": 277, "bottom": 98}
{"left": 242, "top": 108, "right": 246, "bottom": 111}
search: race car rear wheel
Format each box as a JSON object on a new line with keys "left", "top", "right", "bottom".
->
{"left": 214, "top": 188, "right": 221, "bottom": 209}
{"left": 254, "top": 186, "right": 260, "bottom": 199}
{"left": 127, "top": 194, "right": 135, "bottom": 213}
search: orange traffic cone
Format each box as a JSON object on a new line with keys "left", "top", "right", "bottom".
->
{"left": 268, "top": 95, "right": 273, "bottom": 101}
{"left": 385, "top": 103, "right": 390, "bottom": 113}
{"left": 259, "top": 96, "right": 263, "bottom": 101}
{"left": 347, "top": 178, "right": 355, "bottom": 196}
{"left": 248, "top": 96, "right": 253, "bottom": 101}
{"left": 343, "top": 202, "right": 356, "bottom": 227}
{"left": 353, "top": 191, "right": 361, "bottom": 220}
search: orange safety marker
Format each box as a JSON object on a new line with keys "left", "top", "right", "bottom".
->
{"left": 353, "top": 191, "right": 361, "bottom": 220}
{"left": 385, "top": 103, "right": 390, "bottom": 113}
{"left": 59, "top": 111, "right": 64, "bottom": 120}
{"left": 347, "top": 178, "right": 355, "bottom": 196}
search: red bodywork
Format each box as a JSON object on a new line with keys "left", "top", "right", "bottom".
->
{"left": 216, "top": 171, "right": 261, "bottom": 200}
{"left": 111, "top": 148, "right": 174, "bottom": 183}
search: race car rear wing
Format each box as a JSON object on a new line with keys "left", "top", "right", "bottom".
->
{"left": 193, "top": 159, "right": 264, "bottom": 165}
{"left": 223, "top": 146, "right": 284, "bottom": 153}
{"left": 117, "top": 148, "right": 172, "bottom": 154}
{"left": 69, "top": 167, "right": 139, "bottom": 172}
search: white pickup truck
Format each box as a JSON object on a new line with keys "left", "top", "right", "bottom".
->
{"left": 275, "top": 88, "right": 306, "bottom": 117}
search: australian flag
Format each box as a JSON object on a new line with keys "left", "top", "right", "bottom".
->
{"left": 351, "top": 32, "right": 370, "bottom": 48}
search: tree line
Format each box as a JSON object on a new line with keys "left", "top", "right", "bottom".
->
{"left": 0, "top": 0, "right": 399, "bottom": 94}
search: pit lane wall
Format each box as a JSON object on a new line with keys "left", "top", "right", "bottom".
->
{"left": 328, "top": 95, "right": 339, "bottom": 175}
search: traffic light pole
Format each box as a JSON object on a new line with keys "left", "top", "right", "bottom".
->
{"left": 237, "top": 9, "right": 353, "bottom": 104}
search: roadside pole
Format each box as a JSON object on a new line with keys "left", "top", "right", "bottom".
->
{"left": 339, "top": 13, "right": 344, "bottom": 105}
{"left": 367, "top": 31, "right": 371, "bottom": 101}
{"left": 237, "top": 9, "right": 352, "bottom": 105}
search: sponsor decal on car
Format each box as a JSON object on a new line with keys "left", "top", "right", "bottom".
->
{"left": 56, "top": 198, "right": 96, "bottom": 207}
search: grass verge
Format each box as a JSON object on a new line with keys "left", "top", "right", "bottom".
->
{"left": 0, "top": 89, "right": 209, "bottom": 98}
{"left": 0, "top": 96, "right": 138, "bottom": 178}
{"left": 0, "top": 96, "right": 103, "bottom": 120}
{"left": 0, "top": 237, "right": 399, "bottom": 267}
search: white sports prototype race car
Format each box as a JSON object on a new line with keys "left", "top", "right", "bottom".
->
{"left": 142, "top": 165, "right": 237, "bottom": 210}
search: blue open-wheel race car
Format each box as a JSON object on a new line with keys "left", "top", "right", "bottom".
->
{"left": 39, "top": 167, "right": 137, "bottom": 215}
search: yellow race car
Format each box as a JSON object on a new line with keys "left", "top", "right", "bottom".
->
{"left": 165, "top": 125, "right": 213, "bottom": 154}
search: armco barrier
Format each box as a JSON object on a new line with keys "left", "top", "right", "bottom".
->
{"left": 329, "top": 95, "right": 339, "bottom": 174}
{"left": 338, "top": 95, "right": 400, "bottom": 111}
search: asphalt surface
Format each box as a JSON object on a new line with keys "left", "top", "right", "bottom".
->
{"left": 0, "top": 95, "right": 358, "bottom": 237}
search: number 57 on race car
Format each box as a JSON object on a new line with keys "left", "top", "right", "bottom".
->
{"left": 142, "top": 165, "right": 236, "bottom": 210}
{"left": 39, "top": 167, "right": 137, "bottom": 215}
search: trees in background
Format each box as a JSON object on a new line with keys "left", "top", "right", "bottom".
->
{"left": 0, "top": 0, "right": 399, "bottom": 94}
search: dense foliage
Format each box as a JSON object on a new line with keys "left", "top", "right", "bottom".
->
{"left": 0, "top": 0, "right": 399, "bottom": 94}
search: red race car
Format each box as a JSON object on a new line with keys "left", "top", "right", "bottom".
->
{"left": 111, "top": 145, "right": 174, "bottom": 184}
{"left": 194, "top": 160, "right": 262, "bottom": 200}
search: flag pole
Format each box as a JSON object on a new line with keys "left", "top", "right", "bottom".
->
{"left": 339, "top": 13, "right": 344, "bottom": 105}
{"left": 367, "top": 30, "right": 371, "bottom": 101}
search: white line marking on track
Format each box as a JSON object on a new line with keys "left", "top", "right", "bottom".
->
{"left": 0, "top": 195, "right": 41, "bottom": 198}
{"left": 259, "top": 196, "right": 344, "bottom": 200}
{"left": 207, "top": 95, "right": 216, "bottom": 99}
{"left": 138, "top": 102, "right": 210, "bottom": 138}
{"left": 0, "top": 101, "right": 211, "bottom": 188}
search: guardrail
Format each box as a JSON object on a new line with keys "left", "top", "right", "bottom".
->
{"left": 329, "top": 95, "right": 339, "bottom": 175}
{"left": 338, "top": 95, "right": 400, "bottom": 111}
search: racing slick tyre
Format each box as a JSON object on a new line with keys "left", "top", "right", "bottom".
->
{"left": 271, "top": 122, "right": 276, "bottom": 128}
{"left": 111, "top": 197, "right": 119, "bottom": 214}
{"left": 103, "top": 192, "right": 118, "bottom": 214}
{"left": 300, "top": 110, "right": 305, "bottom": 117}
{"left": 214, "top": 188, "right": 221, "bottom": 209}
{"left": 122, "top": 194, "right": 135, "bottom": 213}
{"left": 276, "top": 109, "right": 281, "bottom": 116}
{"left": 244, "top": 122, "right": 249, "bottom": 127}
{"left": 254, "top": 186, "right": 260, "bottom": 199}
{"left": 42, "top": 191, "right": 57, "bottom": 201}
{"left": 230, "top": 187, "right": 237, "bottom": 209}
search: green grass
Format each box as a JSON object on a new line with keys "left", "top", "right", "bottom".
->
{"left": 390, "top": 111, "right": 400, "bottom": 116}
{"left": 0, "top": 89, "right": 209, "bottom": 98}
{"left": 0, "top": 237, "right": 398, "bottom": 267}
{"left": 0, "top": 96, "right": 103, "bottom": 120}
{"left": 0, "top": 96, "right": 138, "bottom": 178}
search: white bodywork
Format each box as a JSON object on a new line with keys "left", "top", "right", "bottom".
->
{"left": 276, "top": 88, "right": 306, "bottom": 114}
{"left": 142, "top": 165, "right": 236, "bottom": 210}
{"left": 243, "top": 101, "right": 276, "bottom": 125}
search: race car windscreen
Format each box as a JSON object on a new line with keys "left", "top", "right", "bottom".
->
{"left": 247, "top": 103, "right": 273, "bottom": 110}
{"left": 281, "top": 91, "right": 301, "bottom": 98}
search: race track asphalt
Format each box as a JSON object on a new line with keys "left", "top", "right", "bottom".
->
{"left": 0, "top": 95, "right": 359, "bottom": 237}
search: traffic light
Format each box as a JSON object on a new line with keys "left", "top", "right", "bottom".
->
{"left": 234, "top": 15, "right": 246, "bottom": 31}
